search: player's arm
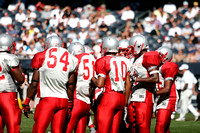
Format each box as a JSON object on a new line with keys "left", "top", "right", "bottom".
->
{"left": 156, "top": 80, "right": 173, "bottom": 95}
{"left": 125, "top": 74, "right": 131, "bottom": 106}
{"left": 67, "top": 72, "right": 77, "bottom": 102}
{"left": 135, "top": 68, "right": 159, "bottom": 83}
{"left": 10, "top": 64, "right": 25, "bottom": 84}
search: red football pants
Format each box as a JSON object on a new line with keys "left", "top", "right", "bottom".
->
{"left": 155, "top": 109, "right": 172, "bottom": 133}
{"left": 0, "top": 92, "right": 21, "bottom": 133}
{"left": 66, "top": 99, "right": 90, "bottom": 133}
{"left": 97, "top": 91, "right": 125, "bottom": 133}
{"left": 33, "top": 97, "right": 68, "bottom": 133}
{"left": 128, "top": 101, "right": 153, "bottom": 133}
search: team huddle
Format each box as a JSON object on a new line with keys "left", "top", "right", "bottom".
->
{"left": 0, "top": 33, "right": 179, "bottom": 133}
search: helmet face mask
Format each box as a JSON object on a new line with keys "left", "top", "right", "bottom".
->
{"left": 45, "top": 36, "right": 63, "bottom": 49}
{"left": 68, "top": 42, "right": 85, "bottom": 56}
{"left": 0, "top": 34, "right": 13, "bottom": 52}
{"left": 118, "top": 39, "right": 129, "bottom": 57}
{"left": 101, "top": 36, "right": 119, "bottom": 56}
{"left": 157, "top": 46, "right": 173, "bottom": 64}
{"left": 128, "top": 35, "right": 149, "bottom": 58}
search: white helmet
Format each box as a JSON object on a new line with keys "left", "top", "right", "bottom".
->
{"left": 118, "top": 39, "right": 129, "bottom": 57}
{"left": 102, "top": 36, "right": 119, "bottom": 55}
{"left": 0, "top": 33, "right": 13, "bottom": 52}
{"left": 68, "top": 42, "right": 85, "bottom": 56}
{"left": 157, "top": 46, "right": 173, "bottom": 63}
{"left": 45, "top": 36, "right": 63, "bottom": 49}
{"left": 119, "top": 39, "right": 129, "bottom": 49}
{"left": 84, "top": 45, "right": 94, "bottom": 54}
{"left": 128, "top": 35, "right": 149, "bottom": 56}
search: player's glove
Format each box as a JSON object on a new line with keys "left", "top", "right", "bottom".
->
{"left": 67, "top": 101, "right": 73, "bottom": 119}
{"left": 22, "top": 97, "right": 31, "bottom": 118}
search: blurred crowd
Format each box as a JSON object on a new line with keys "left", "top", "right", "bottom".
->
{"left": 0, "top": 1, "right": 200, "bottom": 63}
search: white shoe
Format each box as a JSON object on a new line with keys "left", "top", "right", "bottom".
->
{"left": 171, "top": 114, "right": 175, "bottom": 120}
{"left": 194, "top": 113, "right": 200, "bottom": 121}
{"left": 90, "top": 127, "right": 96, "bottom": 133}
{"left": 175, "top": 117, "right": 185, "bottom": 121}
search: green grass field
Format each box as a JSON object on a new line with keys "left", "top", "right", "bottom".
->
{"left": 4, "top": 112, "right": 200, "bottom": 133}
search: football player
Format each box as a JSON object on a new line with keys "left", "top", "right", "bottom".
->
{"left": 155, "top": 46, "right": 179, "bottom": 133}
{"left": 127, "top": 35, "right": 161, "bottom": 133}
{"left": 91, "top": 36, "right": 132, "bottom": 133}
{"left": 118, "top": 39, "right": 129, "bottom": 57}
{"left": 65, "top": 42, "right": 96, "bottom": 133}
{"left": 0, "top": 33, "right": 25, "bottom": 133}
{"left": 22, "top": 36, "right": 78, "bottom": 133}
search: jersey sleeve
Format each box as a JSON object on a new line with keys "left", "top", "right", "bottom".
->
{"left": 6, "top": 54, "right": 19, "bottom": 68}
{"left": 161, "top": 62, "right": 179, "bottom": 81}
{"left": 95, "top": 56, "right": 110, "bottom": 78}
{"left": 142, "top": 51, "right": 161, "bottom": 72}
{"left": 31, "top": 51, "right": 46, "bottom": 70}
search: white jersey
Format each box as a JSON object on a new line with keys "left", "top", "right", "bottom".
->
{"left": 0, "top": 52, "right": 19, "bottom": 92}
{"left": 75, "top": 53, "right": 96, "bottom": 104}
{"left": 31, "top": 47, "right": 78, "bottom": 99}
{"left": 130, "top": 54, "right": 154, "bottom": 102}
{"left": 95, "top": 55, "right": 131, "bottom": 92}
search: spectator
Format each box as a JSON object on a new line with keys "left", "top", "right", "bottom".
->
{"left": 186, "top": 51, "right": 198, "bottom": 63}
{"left": 163, "top": 1, "right": 177, "bottom": 14}
{"left": 7, "top": 24, "right": 18, "bottom": 37}
{"left": 178, "top": 1, "right": 189, "bottom": 16}
{"left": 96, "top": 4, "right": 108, "bottom": 17}
{"left": 60, "top": 14, "right": 68, "bottom": 27}
{"left": 79, "top": 28, "right": 88, "bottom": 41}
{"left": 135, "top": 21, "right": 144, "bottom": 34}
{"left": 26, "top": 42, "right": 38, "bottom": 59}
{"left": 83, "top": 4, "right": 95, "bottom": 18}
{"left": 186, "top": 39, "right": 196, "bottom": 53}
{"left": 93, "top": 39, "right": 102, "bottom": 59}
{"left": 184, "top": 7, "right": 195, "bottom": 21}
{"left": 15, "top": 47, "right": 27, "bottom": 59}
{"left": 79, "top": 14, "right": 90, "bottom": 29}
{"left": 181, "top": 21, "right": 193, "bottom": 39}
{"left": 0, "top": 12, "right": 12, "bottom": 27}
{"left": 15, "top": 9, "right": 26, "bottom": 23}
{"left": 26, "top": 9, "right": 37, "bottom": 20}
{"left": 66, "top": 37, "right": 73, "bottom": 48}
{"left": 150, "top": 25, "right": 161, "bottom": 37}
{"left": 173, "top": 49, "right": 187, "bottom": 62}
{"left": 67, "top": 29, "right": 77, "bottom": 41}
{"left": 49, "top": 14, "right": 59, "bottom": 28}
{"left": 46, "top": 28, "right": 58, "bottom": 38}
{"left": 120, "top": 5, "right": 135, "bottom": 21}
{"left": 143, "top": 17, "right": 155, "bottom": 33}
{"left": 195, "top": 47, "right": 200, "bottom": 62}
{"left": 51, "top": 4, "right": 61, "bottom": 18}
{"left": 7, "top": 0, "right": 25, "bottom": 12}
{"left": 162, "top": 36, "right": 172, "bottom": 48}
{"left": 23, "top": 17, "right": 35, "bottom": 30}
{"left": 21, "top": 30, "right": 33, "bottom": 44}
{"left": 35, "top": 37, "right": 44, "bottom": 52}
{"left": 98, "top": 20, "right": 109, "bottom": 38}
{"left": 168, "top": 22, "right": 182, "bottom": 37}
{"left": 191, "top": 1, "right": 199, "bottom": 18}
{"left": 41, "top": 5, "right": 52, "bottom": 19}
{"left": 73, "top": 34, "right": 85, "bottom": 45}
{"left": 67, "top": 13, "right": 80, "bottom": 30}
{"left": 157, "top": 9, "right": 169, "bottom": 25}
{"left": 176, "top": 64, "right": 200, "bottom": 121}
{"left": 35, "top": 1, "right": 45, "bottom": 12}
{"left": 15, "top": 38, "right": 24, "bottom": 51}
{"left": 172, "top": 38, "right": 185, "bottom": 53}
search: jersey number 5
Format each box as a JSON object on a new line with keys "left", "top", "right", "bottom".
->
{"left": 83, "top": 59, "right": 95, "bottom": 80}
{"left": 47, "top": 48, "right": 69, "bottom": 71}
{"left": 0, "top": 64, "right": 5, "bottom": 80}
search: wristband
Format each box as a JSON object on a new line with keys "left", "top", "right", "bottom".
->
{"left": 24, "top": 97, "right": 31, "bottom": 105}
